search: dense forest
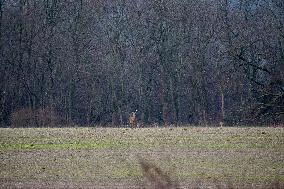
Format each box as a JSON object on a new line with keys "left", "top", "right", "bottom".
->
{"left": 0, "top": 0, "right": 283, "bottom": 127}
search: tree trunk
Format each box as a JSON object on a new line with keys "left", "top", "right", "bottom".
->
{"left": 220, "top": 81, "right": 225, "bottom": 127}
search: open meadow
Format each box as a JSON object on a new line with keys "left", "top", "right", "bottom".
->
{"left": 0, "top": 127, "right": 283, "bottom": 188}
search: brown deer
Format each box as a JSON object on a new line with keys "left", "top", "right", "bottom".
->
{"left": 129, "top": 110, "right": 138, "bottom": 128}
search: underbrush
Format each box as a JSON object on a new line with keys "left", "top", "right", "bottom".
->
{"left": 11, "top": 106, "right": 70, "bottom": 127}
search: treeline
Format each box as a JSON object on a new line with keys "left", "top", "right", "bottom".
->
{"left": 0, "top": 0, "right": 283, "bottom": 127}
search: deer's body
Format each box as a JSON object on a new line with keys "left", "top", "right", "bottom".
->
{"left": 129, "top": 111, "right": 137, "bottom": 128}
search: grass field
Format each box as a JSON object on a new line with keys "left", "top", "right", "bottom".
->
{"left": 0, "top": 127, "right": 283, "bottom": 188}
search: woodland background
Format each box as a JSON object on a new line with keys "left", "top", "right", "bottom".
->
{"left": 0, "top": 0, "right": 283, "bottom": 127}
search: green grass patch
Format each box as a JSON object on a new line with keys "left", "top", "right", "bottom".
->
{"left": 0, "top": 141, "right": 113, "bottom": 151}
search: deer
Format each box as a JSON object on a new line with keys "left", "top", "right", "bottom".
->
{"left": 129, "top": 110, "right": 138, "bottom": 128}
